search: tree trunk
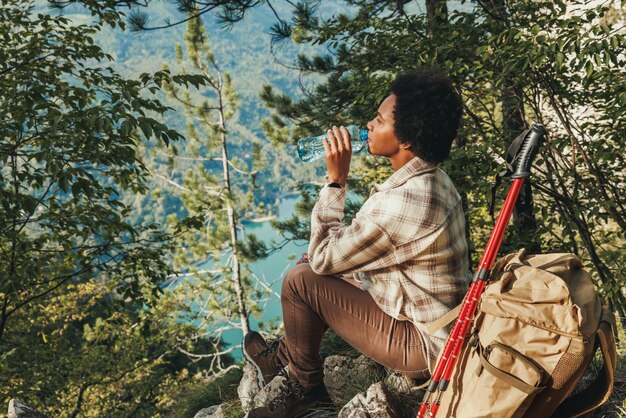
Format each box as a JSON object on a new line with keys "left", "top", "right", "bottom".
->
{"left": 501, "top": 77, "right": 541, "bottom": 253}
{"left": 425, "top": 1, "right": 475, "bottom": 266}
{"left": 481, "top": 0, "right": 541, "bottom": 253}
{"left": 426, "top": 0, "right": 448, "bottom": 36}
{"left": 218, "top": 86, "right": 250, "bottom": 336}
{"left": 0, "top": 296, "right": 7, "bottom": 343}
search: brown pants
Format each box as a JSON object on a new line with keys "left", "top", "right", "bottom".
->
{"left": 276, "top": 263, "right": 429, "bottom": 389}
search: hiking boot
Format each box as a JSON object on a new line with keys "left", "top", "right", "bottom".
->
{"left": 242, "top": 331, "right": 286, "bottom": 387}
{"left": 247, "top": 370, "right": 333, "bottom": 418}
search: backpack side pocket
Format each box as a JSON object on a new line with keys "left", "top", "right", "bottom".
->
{"left": 457, "top": 342, "right": 547, "bottom": 418}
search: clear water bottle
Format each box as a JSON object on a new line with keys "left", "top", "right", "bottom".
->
{"left": 297, "top": 125, "right": 368, "bottom": 162}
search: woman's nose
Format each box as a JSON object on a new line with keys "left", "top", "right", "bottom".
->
{"left": 366, "top": 120, "right": 373, "bottom": 131}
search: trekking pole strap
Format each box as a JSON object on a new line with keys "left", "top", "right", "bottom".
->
{"left": 488, "top": 124, "right": 546, "bottom": 220}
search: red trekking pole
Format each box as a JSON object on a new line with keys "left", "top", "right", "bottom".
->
{"left": 417, "top": 124, "right": 547, "bottom": 418}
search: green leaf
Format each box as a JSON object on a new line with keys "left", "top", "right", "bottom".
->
{"left": 21, "top": 195, "right": 38, "bottom": 215}
{"left": 555, "top": 52, "right": 564, "bottom": 68}
{"left": 594, "top": 53, "right": 602, "bottom": 66}
{"left": 610, "top": 36, "right": 618, "bottom": 50}
{"left": 48, "top": 108, "right": 63, "bottom": 125}
{"left": 139, "top": 119, "right": 152, "bottom": 139}
{"left": 585, "top": 60, "right": 594, "bottom": 78}
{"left": 71, "top": 180, "right": 82, "bottom": 197}
{"left": 120, "top": 120, "right": 131, "bottom": 137}
{"left": 600, "top": 21, "right": 610, "bottom": 35}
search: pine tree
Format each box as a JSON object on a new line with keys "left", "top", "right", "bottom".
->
{"left": 145, "top": 12, "right": 273, "bottom": 367}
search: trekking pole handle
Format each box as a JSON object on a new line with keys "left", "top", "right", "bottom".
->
{"left": 512, "top": 123, "right": 547, "bottom": 178}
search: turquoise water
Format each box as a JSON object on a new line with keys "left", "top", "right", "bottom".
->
{"left": 205, "top": 196, "right": 307, "bottom": 361}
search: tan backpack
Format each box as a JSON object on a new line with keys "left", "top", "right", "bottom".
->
{"left": 429, "top": 249, "right": 618, "bottom": 418}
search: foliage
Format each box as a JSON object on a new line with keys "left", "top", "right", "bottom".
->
{"left": 122, "top": 0, "right": 294, "bottom": 31}
{"left": 1, "top": 281, "right": 232, "bottom": 417}
{"left": 88, "top": 0, "right": 324, "bottom": 230}
{"left": 169, "top": 366, "right": 243, "bottom": 418}
{"left": 0, "top": 0, "right": 217, "bottom": 340}
{"left": 0, "top": 0, "right": 227, "bottom": 415}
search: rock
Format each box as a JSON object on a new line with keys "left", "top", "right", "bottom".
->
{"left": 323, "top": 355, "right": 354, "bottom": 404}
{"left": 337, "top": 382, "right": 396, "bottom": 418}
{"left": 193, "top": 404, "right": 226, "bottom": 418}
{"left": 193, "top": 405, "right": 215, "bottom": 418}
{"left": 247, "top": 354, "right": 404, "bottom": 416}
{"left": 238, "top": 362, "right": 261, "bottom": 413}
{"left": 252, "top": 371, "right": 288, "bottom": 408}
{"left": 323, "top": 355, "right": 384, "bottom": 405}
{"left": 384, "top": 371, "right": 417, "bottom": 395}
{"left": 7, "top": 399, "right": 46, "bottom": 418}
{"left": 353, "top": 355, "right": 381, "bottom": 375}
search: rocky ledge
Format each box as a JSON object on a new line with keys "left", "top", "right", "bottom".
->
{"left": 204, "top": 354, "right": 425, "bottom": 418}
{"left": 8, "top": 355, "right": 426, "bottom": 418}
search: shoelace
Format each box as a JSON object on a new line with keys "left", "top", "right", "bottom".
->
{"left": 268, "top": 368, "right": 305, "bottom": 410}
{"left": 260, "top": 339, "right": 280, "bottom": 357}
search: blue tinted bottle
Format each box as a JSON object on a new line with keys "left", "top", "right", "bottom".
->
{"left": 297, "top": 125, "right": 368, "bottom": 162}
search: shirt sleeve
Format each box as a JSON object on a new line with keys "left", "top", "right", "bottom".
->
{"left": 307, "top": 185, "right": 399, "bottom": 276}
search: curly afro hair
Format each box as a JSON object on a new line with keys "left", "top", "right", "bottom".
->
{"left": 390, "top": 68, "right": 462, "bottom": 164}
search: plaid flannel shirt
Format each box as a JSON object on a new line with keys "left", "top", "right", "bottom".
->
{"left": 308, "top": 156, "right": 470, "bottom": 372}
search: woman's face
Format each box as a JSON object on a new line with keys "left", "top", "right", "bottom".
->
{"left": 366, "top": 95, "right": 404, "bottom": 157}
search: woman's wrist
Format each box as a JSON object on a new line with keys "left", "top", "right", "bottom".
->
{"left": 326, "top": 176, "right": 346, "bottom": 187}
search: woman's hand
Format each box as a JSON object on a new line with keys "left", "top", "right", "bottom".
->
{"left": 323, "top": 126, "right": 351, "bottom": 187}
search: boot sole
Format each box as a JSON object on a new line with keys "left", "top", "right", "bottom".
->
{"left": 242, "top": 336, "right": 268, "bottom": 389}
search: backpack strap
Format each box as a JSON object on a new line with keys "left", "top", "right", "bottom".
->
{"left": 427, "top": 252, "right": 520, "bottom": 336}
{"left": 427, "top": 304, "right": 462, "bottom": 335}
{"left": 551, "top": 309, "right": 617, "bottom": 418}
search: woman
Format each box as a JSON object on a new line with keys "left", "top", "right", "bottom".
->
{"left": 244, "top": 67, "right": 470, "bottom": 418}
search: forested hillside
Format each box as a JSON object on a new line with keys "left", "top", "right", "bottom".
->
{"left": 34, "top": 0, "right": 328, "bottom": 226}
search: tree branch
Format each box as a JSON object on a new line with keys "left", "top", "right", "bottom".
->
{"left": 152, "top": 173, "right": 190, "bottom": 192}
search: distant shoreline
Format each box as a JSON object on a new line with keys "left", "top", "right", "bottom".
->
{"left": 242, "top": 215, "right": 277, "bottom": 223}
{"left": 241, "top": 193, "right": 302, "bottom": 224}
